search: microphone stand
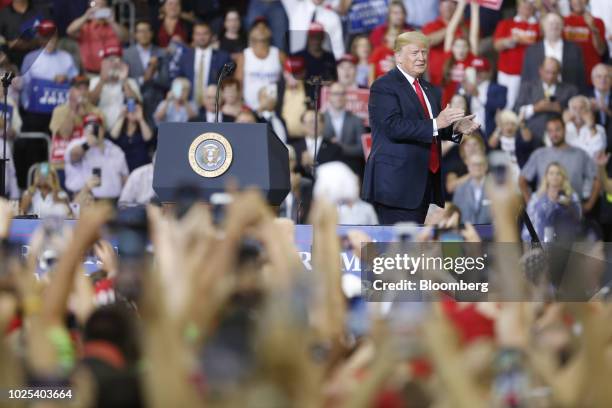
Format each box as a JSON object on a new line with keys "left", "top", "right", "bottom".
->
{"left": 0, "top": 72, "right": 14, "bottom": 198}
{"left": 215, "top": 62, "right": 236, "bottom": 124}
{"left": 308, "top": 76, "right": 323, "bottom": 181}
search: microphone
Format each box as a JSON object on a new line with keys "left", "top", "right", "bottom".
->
{"left": 215, "top": 62, "right": 237, "bottom": 123}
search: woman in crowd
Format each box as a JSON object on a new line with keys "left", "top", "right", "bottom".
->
{"left": 488, "top": 109, "right": 536, "bottom": 176}
{"left": 368, "top": 28, "right": 399, "bottom": 81}
{"left": 218, "top": 8, "right": 247, "bottom": 60}
{"left": 221, "top": 78, "right": 246, "bottom": 119}
{"left": 368, "top": 0, "right": 412, "bottom": 48}
{"left": 441, "top": 0, "right": 479, "bottom": 106}
{"left": 523, "top": 162, "right": 582, "bottom": 241}
{"left": 156, "top": 0, "right": 192, "bottom": 47}
{"left": 110, "top": 99, "right": 154, "bottom": 172}
{"left": 19, "top": 162, "right": 72, "bottom": 218}
{"left": 153, "top": 77, "right": 197, "bottom": 124}
{"left": 444, "top": 132, "right": 486, "bottom": 196}
{"left": 350, "top": 35, "right": 372, "bottom": 88}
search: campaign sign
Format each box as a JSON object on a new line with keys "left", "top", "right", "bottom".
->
{"left": 26, "top": 78, "right": 70, "bottom": 114}
{"left": 348, "top": 0, "right": 388, "bottom": 34}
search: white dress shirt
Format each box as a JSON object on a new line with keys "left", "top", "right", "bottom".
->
{"left": 396, "top": 64, "right": 439, "bottom": 136}
{"left": 305, "top": 136, "right": 323, "bottom": 159}
{"left": 327, "top": 108, "right": 345, "bottom": 140}
{"left": 119, "top": 163, "right": 155, "bottom": 205}
{"left": 261, "top": 110, "right": 288, "bottom": 143}
{"left": 64, "top": 138, "right": 130, "bottom": 198}
{"left": 543, "top": 39, "right": 564, "bottom": 65}
{"left": 521, "top": 82, "right": 557, "bottom": 120}
{"left": 194, "top": 46, "right": 212, "bottom": 96}
{"left": 469, "top": 80, "right": 490, "bottom": 134}
{"left": 565, "top": 121, "right": 607, "bottom": 159}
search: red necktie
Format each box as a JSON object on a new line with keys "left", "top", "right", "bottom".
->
{"left": 413, "top": 78, "right": 439, "bottom": 173}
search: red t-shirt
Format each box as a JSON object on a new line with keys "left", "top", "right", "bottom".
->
{"left": 157, "top": 19, "right": 189, "bottom": 48}
{"left": 369, "top": 45, "right": 395, "bottom": 79}
{"left": 493, "top": 18, "right": 540, "bottom": 75}
{"left": 51, "top": 126, "right": 83, "bottom": 164}
{"left": 563, "top": 14, "right": 606, "bottom": 86}
{"left": 441, "top": 298, "right": 495, "bottom": 344}
{"left": 78, "top": 21, "right": 121, "bottom": 73}
{"left": 422, "top": 18, "right": 469, "bottom": 86}
{"left": 369, "top": 23, "right": 413, "bottom": 48}
{"left": 441, "top": 52, "right": 474, "bottom": 107}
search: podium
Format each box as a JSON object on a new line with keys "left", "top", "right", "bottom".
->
{"left": 153, "top": 122, "right": 290, "bottom": 205}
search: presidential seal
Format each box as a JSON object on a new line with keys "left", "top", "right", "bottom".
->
{"left": 188, "top": 132, "right": 233, "bottom": 178}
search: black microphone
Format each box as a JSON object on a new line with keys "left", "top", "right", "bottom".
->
{"left": 215, "top": 62, "right": 237, "bottom": 123}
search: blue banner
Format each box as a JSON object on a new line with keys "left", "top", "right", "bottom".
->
{"left": 8, "top": 219, "right": 494, "bottom": 275}
{"left": 348, "top": 0, "right": 388, "bottom": 34}
{"left": 25, "top": 78, "right": 70, "bottom": 114}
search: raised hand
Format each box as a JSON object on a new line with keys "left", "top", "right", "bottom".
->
{"left": 453, "top": 114, "right": 480, "bottom": 134}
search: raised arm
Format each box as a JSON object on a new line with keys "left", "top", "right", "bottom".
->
{"left": 444, "top": 0, "right": 468, "bottom": 52}
{"left": 469, "top": 2, "right": 480, "bottom": 56}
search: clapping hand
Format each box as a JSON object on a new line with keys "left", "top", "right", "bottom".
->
{"left": 436, "top": 104, "right": 466, "bottom": 129}
{"left": 453, "top": 114, "right": 480, "bottom": 134}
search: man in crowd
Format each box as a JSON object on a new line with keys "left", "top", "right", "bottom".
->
{"left": 66, "top": 0, "right": 126, "bottom": 73}
{"left": 521, "top": 12, "right": 586, "bottom": 91}
{"left": 256, "top": 84, "right": 287, "bottom": 144}
{"left": 118, "top": 158, "right": 155, "bottom": 207}
{"left": 295, "top": 22, "right": 337, "bottom": 102}
{"left": 290, "top": 109, "right": 342, "bottom": 178}
{"left": 587, "top": 63, "right": 612, "bottom": 140}
{"left": 89, "top": 46, "right": 141, "bottom": 131}
{"left": 336, "top": 53, "right": 359, "bottom": 90}
{"left": 0, "top": 0, "right": 49, "bottom": 66}
{"left": 176, "top": 22, "right": 231, "bottom": 105}
{"left": 519, "top": 116, "right": 599, "bottom": 214}
{"left": 563, "top": 95, "right": 606, "bottom": 159}
{"left": 64, "top": 113, "right": 129, "bottom": 200}
{"left": 563, "top": 0, "right": 607, "bottom": 87}
{"left": 282, "top": 0, "right": 344, "bottom": 60}
{"left": 49, "top": 75, "right": 102, "bottom": 165}
{"left": 452, "top": 153, "right": 491, "bottom": 224}
{"left": 515, "top": 57, "right": 578, "bottom": 143}
{"left": 123, "top": 20, "right": 168, "bottom": 124}
{"left": 460, "top": 56, "right": 507, "bottom": 138}
{"left": 323, "top": 82, "right": 364, "bottom": 174}
{"left": 493, "top": 0, "right": 539, "bottom": 109}
{"left": 190, "top": 84, "right": 234, "bottom": 123}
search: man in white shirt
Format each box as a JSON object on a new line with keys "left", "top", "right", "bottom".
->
{"left": 64, "top": 113, "right": 129, "bottom": 199}
{"left": 281, "top": 0, "right": 345, "bottom": 59}
{"left": 89, "top": 46, "right": 142, "bottom": 131}
{"left": 564, "top": 95, "right": 607, "bottom": 159}
{"left": 256, "top": 84, "right": 287, "bottom": 143}
{"left": 118, "top": 162, "right": 155, "bottom": 206}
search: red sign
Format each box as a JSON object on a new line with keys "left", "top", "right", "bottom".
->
{"left": 361, "top": 133, "right": 372, "bottom": 160}
{"left": 320, "top": 86, "right": 370, "bottom": 127}
{"left": 474, "top": 0, "right": 503, "bottom": 11}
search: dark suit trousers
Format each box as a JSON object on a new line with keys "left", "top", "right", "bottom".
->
{"left": 374, "top": 171, "right": 438, "bottom": 225}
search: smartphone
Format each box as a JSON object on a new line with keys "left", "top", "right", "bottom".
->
{"left": 549, "top": 95, "right": 557, "bottom": 102}
{"left": 87, "top": 123, "right": 100, "bottom": 137}
{"left": 92, "top": 167, "right": 102, "bottom": 178}
{"left": 94, "top": 7, "right": 112, "bottom": 20}
{"left": 489, "top": 151, "right": 510, "bottom": 186}
{"left": 126, "top": 98, "right": 136, "bottom": 113}
{"left": 434, "top": 227, "right": 464, "bottom": 242}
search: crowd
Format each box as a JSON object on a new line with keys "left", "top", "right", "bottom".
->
{"left": 0, "top": 0, "right": 609, "bottom": 238}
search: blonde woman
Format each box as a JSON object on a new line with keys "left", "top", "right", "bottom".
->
{"left": 488, "top": 110, "right": 535, "bottom": 170}
{"left": 20, "top": 163, "right": 72, "bottom": 218}
{"left": 522, "top": 162, "right": 581, "bottom": 241}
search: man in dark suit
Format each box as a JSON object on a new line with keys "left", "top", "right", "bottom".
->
{"left": 123, "top": 20, "right": 169, "bottom": 125}
{"left": 323, "top": 82, "right": 365, "bottom": 174}
{"left": 460, "top": 57, "right": 507, "bottom": 139}
{"left": 176, "top": 22, "right": 231, "bottom": 103}
{"left": 362, "top": 31, "right": 479, "bottom": 224}
{"left": 587, "top": 63, "right": 612, "bottom": 143}
{"left": 521, "top": 12, "right": 586, "bottom": 92}
{"left": 189, "top": 84, "right": 235, "bottom": 123}
{"left": 290, "top": 109, "right": 342, "bottom": 179}
{"left": 515, "top": 57, "right": 578, "bottom": 143}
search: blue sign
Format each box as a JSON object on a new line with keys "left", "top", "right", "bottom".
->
{"left": 8, "top": 219, "right": 494, "bottom": 274}
{"left": 348, "top": 0, "right": 388, "bottom": 34}
{"left": 25, "top": 78, "right": 70, "bottom": 114}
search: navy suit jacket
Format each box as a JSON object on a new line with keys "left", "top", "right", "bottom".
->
{"left": 362, "top": 68, "right": 461, "bottom": 209}
{"left": 177, "top": 47, "right": 231, "bottom": 98}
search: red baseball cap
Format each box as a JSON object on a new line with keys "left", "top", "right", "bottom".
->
{"left": 308, "top": 22, "right": 325, "bottom": 34}
{"left": 100, "top": 45, "right": 122, "bottom": 59}
{"left": 284, "top": 56, "right": 305, "bottom": 75}
{"left": 471, "top": 57, "right": 491, "bottom": 72}
{"left": 37, "top": 19, "right": 57, "bottom": 37}
{"left": 338, "top": 53, "right": 357, "bottom": 65}
{"left": 83, "top": 113, "right": 103, "bottom": 126}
